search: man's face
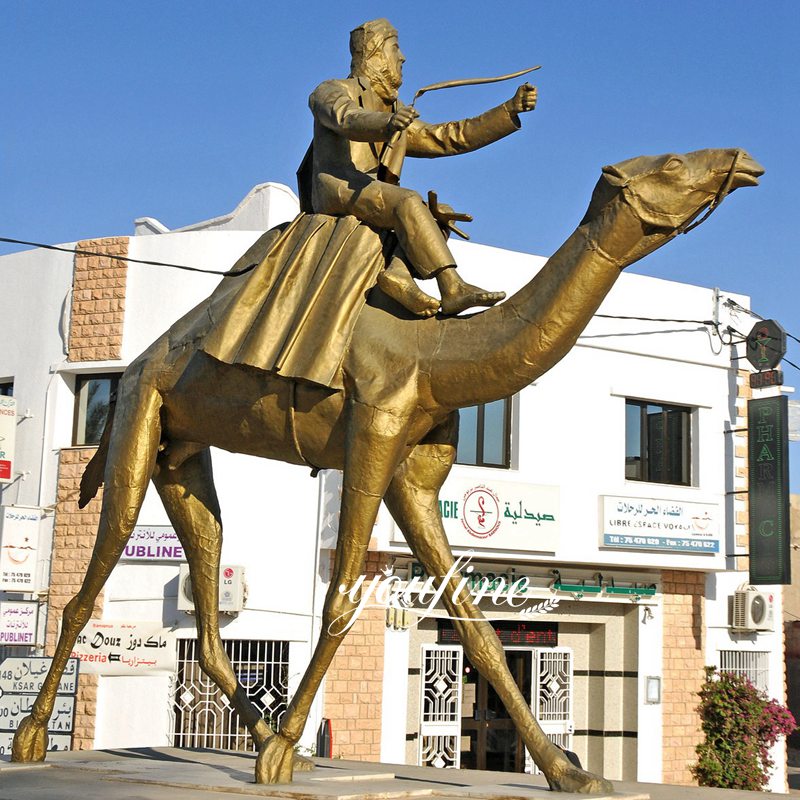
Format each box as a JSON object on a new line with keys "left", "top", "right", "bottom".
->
{"left": 368, "top": 35, "right": 405, "bottom": 103}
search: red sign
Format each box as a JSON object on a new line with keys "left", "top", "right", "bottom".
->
{"left": 0, "top": 461, "right": 10, "bottom": 480}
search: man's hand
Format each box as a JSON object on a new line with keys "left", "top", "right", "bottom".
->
{"left": 387, "top": 105, "right": 419, "bottom": 134}
{"left": 507, "top": 82, "right": 537, "bottom": 114}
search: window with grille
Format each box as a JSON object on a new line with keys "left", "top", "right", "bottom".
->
{"left": 456, "top": 398, "right": 511, "bottom": 468}
{"left": 719, "top": 650, "right": 769, "bottom": 693}
{"left": 172, "top": 639, "right": 289, "bottom": 751}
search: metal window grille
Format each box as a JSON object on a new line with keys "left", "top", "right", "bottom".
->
{"left": 172, "top": 639, "right": 289, "bottom": 751}
{"left": 419, "top": 645, "right": 462, "bottom": 768}
{"left": 719, "top": 650, "right": 770, "bottom": 693}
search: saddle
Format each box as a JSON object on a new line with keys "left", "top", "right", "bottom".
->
{"left": 202, "top": 213, "right": 386, "bottom": 391}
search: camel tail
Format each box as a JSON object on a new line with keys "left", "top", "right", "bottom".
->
{"left": 78, "top": 399, "right": 116, "bottom": 509}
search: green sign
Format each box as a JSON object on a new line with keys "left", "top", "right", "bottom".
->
{"left": 748, "top": 395, "right": 791, "bottom": 584}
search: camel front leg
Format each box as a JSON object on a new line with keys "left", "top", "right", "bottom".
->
{"left": 383, "top": 428, "right": 614, "bottom": 794}
{"left": 255, "top": 400, "right": 411, "bottom": 783}
{"left": 12, "top": 381, "right": 162, "bottom": 763}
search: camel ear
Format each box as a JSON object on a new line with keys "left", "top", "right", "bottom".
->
{"left": 580, "top": 169, "right": 625, "bottom": 224}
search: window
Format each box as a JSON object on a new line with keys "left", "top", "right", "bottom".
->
{"left": 719, "top": 650, "right": 769, "bottom": 693}
{"left": 625, "top": 399, "right": 691, "bottom": 485}
{"left": 0, "top": 381, "right": 12, "bottom": 396}
{"left": 73, "top": 373, "right": 120, "bottom": 446}
{"left": 456, "top": 398, "right": 510, "bottom": 468}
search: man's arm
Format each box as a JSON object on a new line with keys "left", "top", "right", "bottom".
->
{"left": 406, "top": 82, "right": 537, "bottom": 158}
{"left": 310, "top": 80, "right": 417, "bottom": 142}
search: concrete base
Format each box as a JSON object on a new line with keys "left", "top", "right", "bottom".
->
{"left": 0, "top": 748, "right": 784, "bottom": 799}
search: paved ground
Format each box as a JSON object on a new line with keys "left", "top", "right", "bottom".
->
{"left": 0, "top": 748, "right": 794, "bottom": 800}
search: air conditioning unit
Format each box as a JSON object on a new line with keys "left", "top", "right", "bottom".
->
{"left": 732, "top": 586, "right": 774, "bottom": 632}
{"left": 177, "top": 564, "right": 246, "bottom": 614}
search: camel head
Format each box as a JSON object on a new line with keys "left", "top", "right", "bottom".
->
{"left": 580, "top": 148, "right": 764, "bottom": 264}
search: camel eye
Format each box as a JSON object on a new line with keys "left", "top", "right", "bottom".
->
{"left": 664, "top": 157, "right": 683, "bottom": 171}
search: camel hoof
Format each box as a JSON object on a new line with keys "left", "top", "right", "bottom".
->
{"left": 255, "top": 733, "right": 296, "bottom": 784}
{"left": 11, "top": 716, "right": 48, "bottom": 763}
{"left": 548, "top": 764, "right": 614, "bottom": 794}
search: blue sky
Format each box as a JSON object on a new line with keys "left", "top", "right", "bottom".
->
{"left": 3, "top": 1, "right": 798, "bottom": 481}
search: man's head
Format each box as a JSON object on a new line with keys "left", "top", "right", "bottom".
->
{"left": 349, "top": 18, "right": 404, "bottom": 103}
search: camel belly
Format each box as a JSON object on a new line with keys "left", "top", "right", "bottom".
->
{"left": 161, "top": 352, "right": 347, "bottom": 468}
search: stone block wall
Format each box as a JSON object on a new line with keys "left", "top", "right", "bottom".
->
{"left": 46, "top": 447, "right": 105, "bottom": 749}
{"left": 323, "top": 551, "right": 386, "bottom": 760}
{"left": 661, "top": 569, "right": 705, "bottom": 785}
{"left": 68, "top": 237, "right": 128, "bottom": 362}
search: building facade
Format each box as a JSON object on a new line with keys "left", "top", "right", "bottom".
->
{"left": 0, "top": 184, "right": 789, "bottom": 790}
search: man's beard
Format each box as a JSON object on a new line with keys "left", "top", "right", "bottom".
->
{"left": 366, "top": 56, "right": 401, "bottom": 103}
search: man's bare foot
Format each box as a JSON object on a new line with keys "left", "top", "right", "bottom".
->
{"left": 377, "top": 260, "right": 440, "bottom": 317}
{"left": 441, "top": 284, "right": 505, "bottom": 315}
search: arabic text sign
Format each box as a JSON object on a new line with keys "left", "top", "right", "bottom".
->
{"left": 0, "top": 694, "right": 74, "bottom": 732}
{"left": 70, "top": 620, "right": 177, "bottom": 675}
{"left": 0, "top": 601, "right": 38, "bottom": 645}
{"left": 122, "top": 526, "right": 185, "bottom": 562}
{"left": 0, "top": 396, "right": 16, "bottom": 484}
{"left": 601, "top": 496, "right": 720, "bottom": 553}
{"left": 0, "top": 657, "right": 78, "bottom": 695}
{"left": 392, "top": 477, "right": 560, "bottom": 552}
{"left": 0, "top": 731, "right": 71, "bottom": 755}
{"left": 0, "top": 505, "right": 42, "bottom": 591}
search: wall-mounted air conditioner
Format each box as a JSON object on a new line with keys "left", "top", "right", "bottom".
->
{"left": 177, "top": 564, "right": 246, "bottom": 614}
{"left": 731, "top": 586, "right": 774, "bottom": 632}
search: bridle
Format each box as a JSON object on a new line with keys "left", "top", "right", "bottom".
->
{"left": 676, "top": 149, "right": 742, "bottom": 235}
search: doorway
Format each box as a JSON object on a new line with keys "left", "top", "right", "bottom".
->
{"left": 460, "top": 650, "right": 531, "bottom": 771}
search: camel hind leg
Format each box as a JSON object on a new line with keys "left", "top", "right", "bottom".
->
{"left": 153, "top": 447, "right": 305, "bottom": 758}
{"left": 12, "top": 376, "right": 162, "bottom": 762}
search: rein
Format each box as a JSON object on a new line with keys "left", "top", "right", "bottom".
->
{"left": 677, "top": 150, "right": 741, "bottom": 235}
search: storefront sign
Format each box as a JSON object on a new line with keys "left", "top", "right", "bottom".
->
{"left": 70, "top": 620, "right": 177, "bottom": 675}
{"left": 393, "top": 476, "right": 560, "bottom": 552}
{"left": 748, "top": 395, "right": 791, "bottom": 584}
{"left": 0, "top": 601, "right": 38, "bottom": 645}
{"left": 601, "top": 496, "right": 720, "bottom": 553}
{"left": 121, "top": 526, "right": 185, "bottom": 562}
{"left": 0, "top": 505, "right": 42, "bottom": 590}
{"left": 0, "top": 396, "right": 15, "bottom": 483}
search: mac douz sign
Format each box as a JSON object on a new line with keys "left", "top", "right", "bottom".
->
{"left": 748, "top": 395, "right": 791, "bottom": 584}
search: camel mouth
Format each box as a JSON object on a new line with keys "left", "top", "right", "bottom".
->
{"left": 732, "top": 155, "right": 765, "bottom": 188}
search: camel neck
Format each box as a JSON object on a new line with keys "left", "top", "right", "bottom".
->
{"left": 427, "top": 202, "right": 645, "bottom": 409}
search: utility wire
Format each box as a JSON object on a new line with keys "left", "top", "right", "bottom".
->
{"left": 593, "top": 314, "right": 715, "bottom": 325}
{"left": 0, "top": 236, "right": 256, "bottom": 277}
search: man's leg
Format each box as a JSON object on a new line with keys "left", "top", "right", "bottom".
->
{"left": 320, "top": 178, "right": 505, "bottom": 314}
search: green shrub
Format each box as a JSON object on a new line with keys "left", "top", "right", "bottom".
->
{"left": 691, "top": 666, "right": 796, "bottom": 790}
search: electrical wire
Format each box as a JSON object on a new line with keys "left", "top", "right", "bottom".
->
{"left": 3, "top": 235, "right": 800, "bottom": 357}
{"left": 0, "top": 236, "right": 256, "bottom": 277}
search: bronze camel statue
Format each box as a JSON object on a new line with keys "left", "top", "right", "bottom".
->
{"left": 12, "top": 148, "right": 762, "bottom": 792}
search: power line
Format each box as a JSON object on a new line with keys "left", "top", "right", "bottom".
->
{"left": 0, "top": 236, "right": 256, "bottom": 277}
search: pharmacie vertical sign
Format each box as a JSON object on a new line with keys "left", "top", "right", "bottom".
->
{"left": 748, "top": 395, "right": 790, "bottom": 584}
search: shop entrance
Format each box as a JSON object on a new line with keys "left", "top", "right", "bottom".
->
{"left": 418, "top": 644, "right": 573, "bottom": 772}
{"left": 460, "top": 650, "right": 531, "bottom": 771}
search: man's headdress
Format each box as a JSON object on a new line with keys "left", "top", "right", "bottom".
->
{"left": 349, "top": 18, "right": 397, "bottom": 74}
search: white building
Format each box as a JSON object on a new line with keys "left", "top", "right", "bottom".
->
{"left": 0, "top": 184, "right": 789, "bottom": 790}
